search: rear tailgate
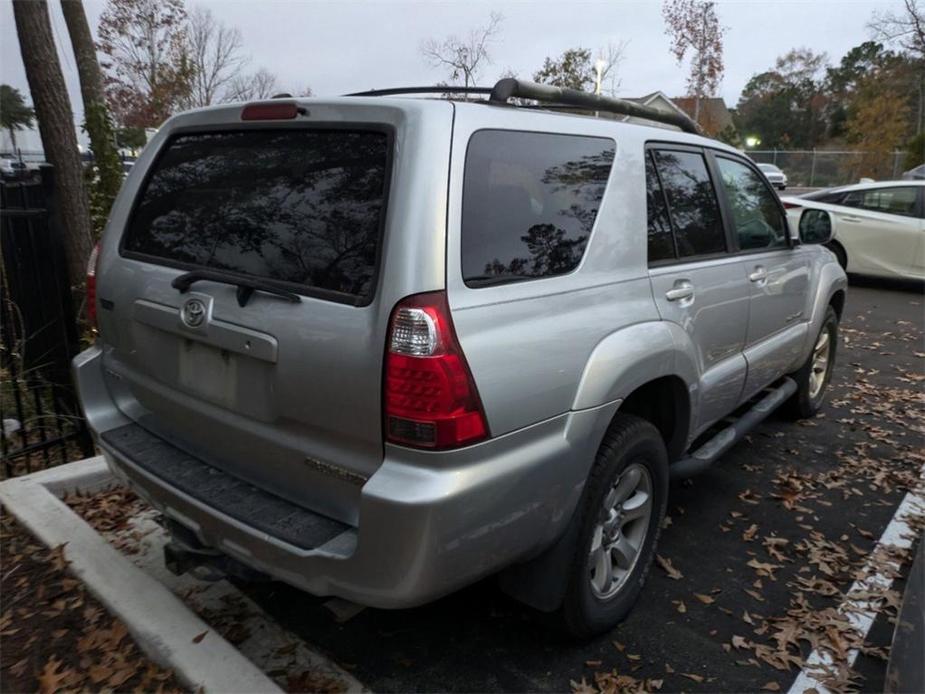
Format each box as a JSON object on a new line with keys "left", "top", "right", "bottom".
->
{"left": 94, "top": 100, "right": 452, "bottom": 524}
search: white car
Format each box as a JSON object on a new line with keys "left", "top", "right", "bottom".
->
{"left": 781, "top": 181, "right": 925, "bottom": 280}
{"left": 757, "top": 163, "right": 788, "bottom": 190}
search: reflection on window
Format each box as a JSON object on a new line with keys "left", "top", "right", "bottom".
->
{"left": 844, "top": 187, "right": 918, "bottom": 217}
{"left": 651, "top": 150, "right": 725, "bottom": 257}
{"left": 716, "top": 157, "right": 787, "bottom": 251}
{"left": 462, "top": 130, "right": 615, "bottom": 286}
{"left": 123, "top": 130, "right": 390, "bottom": 301}
{"left": 645, "top": 151, "right": 675, "bottom": 262}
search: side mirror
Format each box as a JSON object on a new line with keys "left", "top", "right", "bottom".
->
{"left": 799, "top": 209, "right": 833, "bottom": 245}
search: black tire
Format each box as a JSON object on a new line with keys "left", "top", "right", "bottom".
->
{"left": 786, "top": 306, "right": 838, "bottom": 419}
{"left": 825, "top": 241, "right": 848, "bottom": 271}
{"left": 558, "top": 414, "right": 668, "bottom": 639}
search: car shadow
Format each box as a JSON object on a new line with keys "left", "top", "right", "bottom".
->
{"left": 847, "top": 274, "right": 924, "bottom": 294}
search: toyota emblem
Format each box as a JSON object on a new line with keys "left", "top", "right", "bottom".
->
{"left": 181, "top": 298, "right": 206, "bottom": 328}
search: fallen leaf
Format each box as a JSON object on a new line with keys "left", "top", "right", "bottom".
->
{"left": 585, "top": 660, "right": 602, "bottom": 668}
{"left": 743, "top": 524, "right": 758, "bottom": 541}
{"left": 761, "top": 682, "right": 780, "bottom": 691}
{"left": 192, "top": 630, "right": 208, "bottom": 644}
{"left": 693, "top": 593, "right": 715, "bottom": 605}
{"left": 682, "top": 673, "right": 705, "bottom": 683}
{"left": 37, "top": 657, "right": 70, "bottom": 694}
{"left": 656, "top": 555, "right": 683, "bottom": 580}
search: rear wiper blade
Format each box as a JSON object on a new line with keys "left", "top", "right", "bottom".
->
{"left": 171, "top": 269, "right": 301, "bottom": 307}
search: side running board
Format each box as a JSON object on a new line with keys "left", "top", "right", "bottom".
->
{"left": 669, "top": 377, "right": 798, "bottom": 480}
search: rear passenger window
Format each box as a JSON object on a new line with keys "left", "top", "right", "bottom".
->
{"left": 645, "top": 152, "right": 675, "bottom": 262}
{"left": 462, "top": 130, "right": 615, "bottom": 286}
{"left": 651, "top": 150, "right": 725, "bottom": 257}
{"left": 844, "top": 187, "right": 918, "bottom": 217}
{"left": 716, "top": 157, "right": 788, "bottom": 251}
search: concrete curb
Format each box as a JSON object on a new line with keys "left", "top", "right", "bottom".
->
{"left": 0, "top": 457, "right": 281, "bottom": 693}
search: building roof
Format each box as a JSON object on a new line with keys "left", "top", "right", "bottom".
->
{"left": 671, "top": 96, "right": 734, "bottom": 136}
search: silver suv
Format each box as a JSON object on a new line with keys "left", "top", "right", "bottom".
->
{"left": 74, "top": 79, "right": 847, "bottom": 637}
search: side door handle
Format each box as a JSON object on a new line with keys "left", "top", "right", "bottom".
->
{"left": 841, "top": 215, "right": 862, "bottom": 223}
{"left": 665, "top": 281, "right": 694, "bottom": 302}
{"left": 749, "top": 266, "right": 767, "bottom": 283}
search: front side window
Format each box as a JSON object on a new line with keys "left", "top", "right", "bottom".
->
{"left": 843, "top": 187, "right": 918, "bottom": 217}
{"left": 462, "top": 130, "right": 615, "bottom": 286}
{"left": 651, "top": 149, "right": 726, "bottom": 257}
{"left": 716, "top": 157, "right": 788, "bottom": 251}
{"left": 123, "top": 129, "right": 391, "bottom": 303}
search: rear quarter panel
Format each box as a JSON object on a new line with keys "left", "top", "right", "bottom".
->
{"left": 445, "top": 108, "right": 662, "bottom": 435}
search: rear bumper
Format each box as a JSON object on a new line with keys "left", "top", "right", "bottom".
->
{"left": 74, "top": 344, "right": 617, "bottom": 608}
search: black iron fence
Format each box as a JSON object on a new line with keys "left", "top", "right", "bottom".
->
{"left": 1, "top": 166, "right": 94, "bottom": 477}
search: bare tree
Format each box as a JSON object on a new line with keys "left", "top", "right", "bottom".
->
{"left": 224, "top": 68, "right": 280, "bottom": 102}
{"left": 662, "top": 0, "right": 725, "bottom": 123}
{"left": 12, "top": 0, "right": 93, "bottom": 290}
{"left": 61, "top": 0, "right": 123, "bottom": 233}
{"left": 185, "top": 7, "right": 247, "bottom": 107}
{"left": 421, "top": 12, "right": 503, "bottom": 90}
{"left": 869, "top": 0, "right": 925, "bottom": 58}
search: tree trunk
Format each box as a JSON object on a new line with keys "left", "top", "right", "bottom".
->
{"left": 12, "top": 0, "right": 93, "bottom": 291}
{"left": 61, "top": 0, "right": 123, "bottom": 228}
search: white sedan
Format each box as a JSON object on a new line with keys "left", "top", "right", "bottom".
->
{"left": 757, "top": 163, "right": 788, "bottom": 190}
{"left": 781, "top": 181, "right": 925, "bottom": 281}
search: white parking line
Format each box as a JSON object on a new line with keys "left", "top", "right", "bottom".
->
{"left": 787, "top": 474, "right": 925, "bottom": 694}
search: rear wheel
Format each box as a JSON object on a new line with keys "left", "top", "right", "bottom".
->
{"left": 558, "top": 414, "right": 668, "bottom": 639}
{"left": 786, "top": 306, "right": 838, "bottom": 419}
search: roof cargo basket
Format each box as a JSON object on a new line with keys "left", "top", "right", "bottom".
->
{"left": 346, "top": 78, "right": 701, "bottom": 134}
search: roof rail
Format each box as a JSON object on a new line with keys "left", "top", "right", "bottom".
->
{"left": 343, "top": 79, "right": 701, "bottom": 135}
{"left": 346, "top": 86, "right": 493, "bottom": 97}
{"left": 488, "top": 78, "right": 700, "bottom": 134}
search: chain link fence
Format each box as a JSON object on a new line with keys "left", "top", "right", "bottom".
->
{"left": 746, "top": 150, "right": 907, "bottom": 188}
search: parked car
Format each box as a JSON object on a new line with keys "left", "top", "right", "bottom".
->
{"left": 885, "top": 536, "right": 924, "bottom": 693}
{"left": 73, "top": 79, "right": 847, "bottom": 637}
{"left": 782, "top": 181, "right": 925, "bottom": 280}
{"left": 902, "top": 164, "right": 925, "bottom": 180}
{"left": 0, "top": 158, "right": 29, "bottom": 180}
{"left": 756, "top": 162, "right": 788, "bottom": 190}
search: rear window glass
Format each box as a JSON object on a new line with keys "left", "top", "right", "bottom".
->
{"left": 123, "top": 129, "right": 390, "bottom": 303}
{"left": 651, "top": 149, "right": 725, "bottom": 257}
{"left": 462, "top": 130, "right": 615, "bottom": 286}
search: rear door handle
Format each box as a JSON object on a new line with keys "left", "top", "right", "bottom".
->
{"left": 841, "top": 215, "right": 862, "bottom": 223}
{"left": 749, "top": 267, "right": 767, "bottom": 283}
{"left": 665, "top": 283, "right": 694, "bottom": 302}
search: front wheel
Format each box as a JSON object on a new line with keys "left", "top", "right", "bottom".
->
{"left": 786, "top": 306, "right": 838, "bottom": 419}
{"left": 558, "top": 414, "right": 668, "bottom": 639}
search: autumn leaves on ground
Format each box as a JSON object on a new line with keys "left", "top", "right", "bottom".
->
{"left": 0, "top": 513, "right": 185, "bottom": 693}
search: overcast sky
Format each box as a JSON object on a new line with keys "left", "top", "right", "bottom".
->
{"left": 0, "top": 0, "right": 906, "bottom": 144}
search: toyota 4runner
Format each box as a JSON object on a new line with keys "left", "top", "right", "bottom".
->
{"left": 74, "top": 79, "right": 847, "bottom": 637}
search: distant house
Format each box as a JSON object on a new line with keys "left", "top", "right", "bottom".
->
{"left": 621, "top": 91, "right": 693, "bottom": 130}
{"left": 620, "top": 92, "right": 736, "bottom": 140}
{"left": 671, "top": 96, "right": 735, "bottom": 138}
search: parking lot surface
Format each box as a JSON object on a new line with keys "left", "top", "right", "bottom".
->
{"left": 237, "top": 279, "right": 924, "bottom": 693}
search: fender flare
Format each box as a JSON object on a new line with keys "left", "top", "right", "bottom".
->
{"left": 571, "top": 320, "right": 699, "bottom": 411}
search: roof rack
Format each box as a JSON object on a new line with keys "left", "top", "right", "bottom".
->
{"left": 346, "top": 86, "right": 493, "bottom": 97}
{"left": 488, "top": 79, "right": 700, "bottom": 134}
{"left": 345, "top": 79, "right": 701, "bottom": 135}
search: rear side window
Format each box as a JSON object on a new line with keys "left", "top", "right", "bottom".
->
{"left": 462, "top": 130, "right": 615, "bottom": 286}
{"left": 645, "top": 152, "right": 675, "bottom": 262}
{"left": 651, "top": 149, "right": 725, "bottom": 257}
{"left": 842, "top": 186, "right": 918, "bottom": 217}
{"left": 123, "top": 129, "right": 391, "bottom": 304}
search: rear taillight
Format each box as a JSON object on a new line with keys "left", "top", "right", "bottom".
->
{"left": 384, "top": 292, "right": 489, "bottom": 449}
{"left": 86, "top": 242, "right": 100, "bottom": 328}
{"left": 782, "top": 201, "right": 802, "bottom": 210}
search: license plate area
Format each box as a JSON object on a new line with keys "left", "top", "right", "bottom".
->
{"left": 178, "top": 339, "right": 238, "bottom": 409}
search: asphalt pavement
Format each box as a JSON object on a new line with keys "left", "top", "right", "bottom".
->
{"left": 239, "top": 278, "right": 924, "bottom": 693}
